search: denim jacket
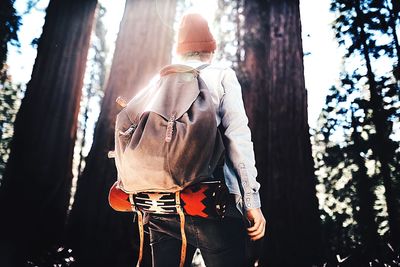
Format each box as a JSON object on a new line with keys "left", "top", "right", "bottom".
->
{"left": 176, "top": 59, "right": 261, "bottom": 213}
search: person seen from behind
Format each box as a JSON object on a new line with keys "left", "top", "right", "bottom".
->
{"left": 146, "top": 13, "right": 266, "bottom": 267}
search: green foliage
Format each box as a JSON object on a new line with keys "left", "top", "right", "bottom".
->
{"left": 215, "top": 0, "right": 243, "bottom": 68}
{"left": 91, "top": 4, "right": 108, "bottom": 93}
{"left": 0, "top": 66, "right": 23, "bottom": 182}
{"left": 313, "top": 0, "right": 400, "bottom": 263}
{"left": 313, "top": 84, "right": 362, "bottom": 255}
{"left": 0, "top": 0, "right": 21, "bottom": 69}
{"left": 331, "top": 0, "right": 399, "bottom": 68}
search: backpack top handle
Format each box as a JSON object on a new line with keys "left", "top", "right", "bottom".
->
{"left": 159, "top": 64, "right": 209, "bottom": 77}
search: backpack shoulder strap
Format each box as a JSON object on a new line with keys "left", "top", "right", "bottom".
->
{"left": 196, "top": 64, "right": 209, "bottom": 71}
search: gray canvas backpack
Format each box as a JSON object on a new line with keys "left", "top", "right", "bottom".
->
{"left": 113, "top": 64, "right": 225, "bottom": 194}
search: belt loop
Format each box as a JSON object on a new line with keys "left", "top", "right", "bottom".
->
{"left": 175, "top": 191, "right": 186, "bottom": 267}
{"left": 129, "top": 194, "right": 144, "bottom": 267}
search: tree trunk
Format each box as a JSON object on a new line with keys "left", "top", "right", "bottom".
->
{"left": 239, "top": 0, "right": 323, "bottom": 265}
{"left": 389, "top": 0, "right": 400, "bottom": 61}
{"left": 388, "top": 0, "right": 400, "bottom": 80}
{"left": 0, "top": 0, "right": 97, "bottom": 265}
{"left": 350, "top": 113, "right": 380, "bottom": 259}
{"left": 67, "top": 0, "right": 176, "bottom": 266}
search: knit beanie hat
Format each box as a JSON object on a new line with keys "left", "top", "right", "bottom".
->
{"left": 176, "top": 13, "right": 216, "bottom": 55}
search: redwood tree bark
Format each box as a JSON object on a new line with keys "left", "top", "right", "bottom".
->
{"left": 67, "top": 0, "right": 176, "bottom": 266}
{"left": 0, "top": 0, "right": 97, "bottom": 265}
{"left": 239, "top": 0, "right": 323, "bottom": 265}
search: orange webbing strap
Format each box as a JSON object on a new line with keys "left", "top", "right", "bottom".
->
{"left": 129, "top": 194, "right": 144, "bottom": 267}
{"left": 175, "top": 191, "right": 186, "bottom": 267}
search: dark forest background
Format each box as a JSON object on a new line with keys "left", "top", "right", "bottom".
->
{"left": 0, "top": 0, "right": 399, "bottom": 266}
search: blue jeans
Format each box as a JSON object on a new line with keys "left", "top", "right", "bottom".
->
{"left": 148, "top": 212, "right": 247, "bottom": 267}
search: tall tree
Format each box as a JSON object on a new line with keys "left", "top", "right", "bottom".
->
{"left": 76, "top": 4, "right": 108, "bottom": 179}
{"left": 331, "top": 0, "right": 400, "bottom": 250}
{"left": 313, "top": 80, "right": 382, "bottom": 263}
{"left": 239, "top": 0, "right": 322, "bottom": 265}
{"left": 0, "top": 0, "right": 97, "bottom": 265}
{"left": 67, "top": 0, "right": 177, "bottom": 266}
{"left": 385, "top": 0, "right": 400, "bottom": 79}
{"left": 349, "top": 108, "right": 381, "bottom": 259}
{"left": 0, "top": 66, "right": 22, "bottom": 181}
{"left": 0, "top": 0, "right": 20, "bottom": 70}
{"left": 312, "top": 0, "right": 400, "bottom": 263}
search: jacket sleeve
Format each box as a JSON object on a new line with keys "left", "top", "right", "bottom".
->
{"left": 219, "top": 67, "right": 261, "bottom": 210}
